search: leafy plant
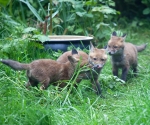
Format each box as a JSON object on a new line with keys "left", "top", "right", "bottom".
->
{"left": 0, "top": 12, "right": 21, "bottom": 38}
{"left": 0, "top": 0, "right": 10, "bottom": 7}
{"left": 3, "top": 0, "right": 116, "bottom": 46}
{"left": 142, "top": 0, "right": 150, "bottom": 15}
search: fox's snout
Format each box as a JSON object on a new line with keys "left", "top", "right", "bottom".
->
{"left": 108, "top": 51, "right": 112, "bottom": 55}
{"left": 93, "top": 64, "right": 104, "bottom": 69}
{"left": 107, "top": 50, "right": 116, "bottom": 55}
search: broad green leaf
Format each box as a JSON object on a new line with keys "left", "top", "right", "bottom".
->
{"left": 85, "top": 1, "right": 97, "bottom": 6}
{"left": 67, "top": 25, "right": 75, "bottom": 32}
{"left": 20, "top": 0, "right": 43, "bottom": 22}
{"left": 72, "top": 1, "right": 83, "bottom": 9}
{"left": 76, "top": 12, "right": 86, "bottom": 17}
{"left": 96, "top": 23, "right": 109, "bottom": 29}
{"left": 33, "top": 35, "right": 51, "bottom": 43}
{"left": 143, "top": 8, "right": 150, "bottom": 15}
{"left": 131, "top": 21, "right": 138, "bottom": 27}
{"left": 52, "top": 10, "right": 59, "bottom": 18}
{"left": 108, "top": 1, "right": 115, "bottom": 7}
{"left": 74, "top": 28, "right": 83, "bottom": 34}
{"left": 53, "top": 18, "right": 63, "bottom": 24}
{"left": 0, "top": 0, "right": 10, "bottom": 6}
{"left": 66, "top": 13, "right": 76, "bottom": 22}
{"left": 92, "top": 6, "right": 116, "bottom": 14}
{"left": 85, "top": 13, "right": 93, "bottom": 18}
{"left": 23, "top": 27, "right": 37, "bottom": 33}
{"left": 1, "top": 44, "right": 11, "bottom": 53}
{"left": 139, "top": 22, "right": 144, "bottom": 26}
{"left": 2, "top": 13, "right": 20, "bottom": 26}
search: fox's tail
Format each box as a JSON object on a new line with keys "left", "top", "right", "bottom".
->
{"left": 0, "top": 59, "right": 29, "bottom": 70}
{"left": 135, "top": 43, "right": 147, "bottom": 52}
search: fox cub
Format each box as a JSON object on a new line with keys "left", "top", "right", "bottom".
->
{"left": 106, "top": 31, "right": 147, "bottom": 81}
{"left": 1, "top": 50, "right": 84, "bottom": 90}
{"left": 57, "top": 42, "right": 107, "bottom": 96}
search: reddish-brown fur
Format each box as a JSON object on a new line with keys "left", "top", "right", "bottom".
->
{"left": 106, "top": 31, "right": 147, "bottom": 81}
{"left": 1, "top": 50, "right": 84, "bottom": 89}
{"left": 57, "top": 42, "right": 107, "bottom": 96}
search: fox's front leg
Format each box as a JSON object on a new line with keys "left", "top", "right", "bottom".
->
{"left": 133, "top": 65, "right": 138, "bottom": 77}
{"left": 92, "top": 79, "right": 102, "bottom": 97}
{"left": 112, "top": 65, "right": 118, "bottom": 77}
{"left": 121, "top": 66, "right": 129, "bottom": 81}
{"left": 96, "top": 80, "right": 102, "bottom": 96}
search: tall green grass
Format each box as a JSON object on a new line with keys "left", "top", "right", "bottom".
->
{"left": 0, "top": 28, "right": 150, "bottom": 125}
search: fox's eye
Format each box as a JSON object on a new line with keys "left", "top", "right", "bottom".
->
{"left": 113, "top": 46, "right": 118, "bottom": 48}
{"left": 93, "top": 58, "right": 97, "bottom": 60}
{"left": 101, "top": 59, "right": 105, "bottom": 61}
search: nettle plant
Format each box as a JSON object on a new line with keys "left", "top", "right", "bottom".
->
{"left": 56, "top": 0, "right": 117, "bottom": 44}
{"left": 54, "top": 0, "right": 117, "bottom": 41}
{"left": 7, "top": 0, "right": 117, "bottom": 44}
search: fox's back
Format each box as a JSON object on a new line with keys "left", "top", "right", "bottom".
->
{"left": 124, "top": 42, "right": 138, "bottom": 65}
{"left": 107, "top": 31, "right": 147, "bottom": 81}
{"left": 57, "top": 50, "right": 88, "bottom": 63}
{"left": 30, "top": 59, "right": 58, "bottom": 69}
{"left": 28, "top": 59, "right": 65, "bottom": 81}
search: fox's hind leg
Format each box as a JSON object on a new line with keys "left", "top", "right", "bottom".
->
{"left": 26, "top": 70, "right": 39, "bottom": 89}
{"left": 40, "top": 78, "right": 50, "bottom": 90}
{"left": 132, "top": 65, "right": 138, "bottom": 77}
{"left": 25, "top": 81, "right": 31, "bottom": 89}
{"left": 25, "top": 78, "right": 38, "bottom": 89}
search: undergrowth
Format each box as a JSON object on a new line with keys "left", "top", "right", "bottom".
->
{"left": 0, "top": 27, "right": 150, "bottom": 125}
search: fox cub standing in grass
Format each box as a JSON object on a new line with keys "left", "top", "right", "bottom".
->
{"left": 106, "top": 31, "right": 147, "bottom": 81}
{"left": 57, "top": 42, "right": 107, "bottom": 96}
{"left": 0, "top": 50, "right": 85, "bottom": 90}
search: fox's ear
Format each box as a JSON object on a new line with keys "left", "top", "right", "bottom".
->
{"left": 122, "top": 33, "right": 126, "bottom": 37}
{"left": 89, "top": 42, "right": 95, "bottom": 52}
{"left": 71, "top": 49, "right": 78, "bottom": 55}
{"left": 111, "top": 31, "right": 117, "bottom": 37}
{"left": 103, "top": 45, "right": 107, "bottom": 49}
{"left": 101, "top": 48, "right": 107, "bottom": 53}
{"left": 122, "top": 33, "right": 127, "bottom": 41}
{"left": 68, "top": 56, "right": 77, "bottom": 63}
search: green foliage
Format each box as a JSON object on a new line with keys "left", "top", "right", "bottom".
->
{"left": 0, "top": 27, "right": 150, "bottom": 125}
{"left": 0, "top": 0, "right": 10, "bottom": 7}
{"left": 113, "top": 0, "right": 150, "bottom": 21}
{"left": 3, "top": 0, "right": 116, "bottom": 45}
{"left": 0, "top": 12, "right": 21, "bottom": 38}
{"left": 0, "top": 23, "right": 50, "bottom": 60}
{"left": 142, "top": 0, "right": 150, "bottom": 15}
{"left": 53, "top": 0, "right": 116, "bottom": 43}
{"left": 20, "top": 0, "right": 44, "bottom": 22}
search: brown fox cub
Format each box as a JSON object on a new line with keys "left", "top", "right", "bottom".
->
{"left": 106, "top": 31, "right": 147, "bottom": 81}
{"left": 57, "top": 50, "right": 89, "bottom": 66}
{"left": 0, "top": 50, "right": 84, "bottom": 90}
{"left": 57, "top": 42, "right": 107, "bottom": 96}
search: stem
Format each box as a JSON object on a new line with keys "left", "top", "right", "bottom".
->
{"left": 43, "top": 16, "right": 49, "bottom": 35}
{"left": 49, "top": 0, "right": 53, "bottom": 35}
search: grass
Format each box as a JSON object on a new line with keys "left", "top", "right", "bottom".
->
{"left": 0, "top": 27, "right": 150, "bottom": 125}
